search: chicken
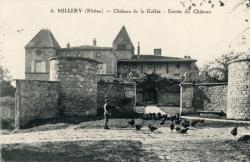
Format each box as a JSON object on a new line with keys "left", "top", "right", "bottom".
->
{"left": 170, "top": 122, "right": 175, "bottom": 133}
{"left": 152, "top": 113, "right": 157, "bottom": 120}
{"left": 191, "top": 120, "right": 199, "bottom": 127}
{"left": 157, "top": 113, "right": 162, "bottom": 119}
{"left": 148, "top": 124, "right": 158, "bottom": 132}
{"left": 175, "top": 127, "right": 181, "bottom": 132}
{"left": 128, "top": 119, "right": 135, "bottom": 126}
{"left": 237, "top": 135, "right": 250, "bottom": 142}
{"left": 180, "top": 128, "right": 189, "bottom": 134}
{"left": 231, "top": 126, "right": 238, "bottom": 137}
{"left": 135, "top": 124, "right": 143, "bottom": 131}
{"left": 182, "top": 120, "right": 190, "bottom": 128}
{"left": 160, "top": 117, "right": 167, "bottom": 125}
{"left": 174, "top": 118, "right": 182, "bottom": 125}
{"left": 198, "top": 119, "right": 205, "bottom": 123}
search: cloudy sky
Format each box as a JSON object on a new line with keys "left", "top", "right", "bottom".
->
{"left": 0, "top": 0, "right": 249, "bottom": 79}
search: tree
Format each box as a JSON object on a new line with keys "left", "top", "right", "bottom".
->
{"left": 0, "top": 65, "right": 12, "bottom": 81}
{"left": 199, "top": 52, "right": 241, "bottom": 83}
{"left": 0, "top": 65, "right": 15, "bottom": 97}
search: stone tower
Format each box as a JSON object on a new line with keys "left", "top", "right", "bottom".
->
{"left": 25, "top": 29, "right": 60, "bottom": 80}
{"left": 113, "top": 26, "right": 135, "bottom": 60}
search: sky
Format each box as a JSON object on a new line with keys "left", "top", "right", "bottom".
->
{"left": 0, "top": 0, "right": 249, "bottom": 79}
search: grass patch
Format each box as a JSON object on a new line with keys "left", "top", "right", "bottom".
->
{"left": 1, "top": 140, "right": 161, "bottom": 162}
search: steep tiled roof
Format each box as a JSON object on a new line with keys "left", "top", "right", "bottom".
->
{"left": 60, "top": 45, "right": 112, "bottom": 50}
{"left": 113, "top": 26, "right": 134, "bottom": 47}
{"left": 118, "top": 55, "right": 196, "bottom": 62}
{"left": 114, "top": 26, "right": 132, "bottom": 42}
{"left": 25, "top": 29, "right": 60, "bottom": 49}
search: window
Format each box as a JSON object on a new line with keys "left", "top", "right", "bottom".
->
{"left": 122, "top": 74, "right": 127, "bottom": 79}
{"left": 132, "top": 64, "right": 137, "bottom": 69}
{"left": 148, "top": 64, "right": 153, "bottom": 69}
{"left": 98, "top": 63, "right": 107, "bottom": 74}
{"left": 157, "top": 64, "right": 162, "bottom": 68}
{"left": 31, "top": 61, "right": 46, "bottom": 73}
{"left": 96, "top": 53, "right": 102, "bottom": 58}
{"left": 36, "top": 50, "right": 41, "bottom": 55}
{"left": 123, "top": 64, "right": 128, "bottom": 69}
{"left": 117, "top": 44, "right": 127, "bottom": 50}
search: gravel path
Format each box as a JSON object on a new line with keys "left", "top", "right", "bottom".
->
{"left": 1, "top": 120, "right": 250, "bottom": 161}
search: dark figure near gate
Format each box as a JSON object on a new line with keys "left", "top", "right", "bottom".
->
{"left": 104, "top": 99, "right": 119, "bottom": 129}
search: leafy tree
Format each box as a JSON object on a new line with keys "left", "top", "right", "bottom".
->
{"left": 0, "top": 65, "right": 15, "bottom": 97}
{"left": 0, "top": 80, "right": 15, "bottom": 97}
{"left": 199, "top": 53, "right": 241, "bottom": 83}
{"left": 0, "top": 65, "right": 12, "bottom": 81}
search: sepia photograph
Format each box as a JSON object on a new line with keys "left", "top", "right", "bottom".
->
{"left": 0, "top": 0, "right": 250, "bottom": 161}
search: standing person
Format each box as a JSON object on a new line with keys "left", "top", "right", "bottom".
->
{"left": 104, "top": 99, "right": 112, "bottom": 129}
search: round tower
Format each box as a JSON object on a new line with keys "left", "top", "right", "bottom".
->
{"left": 49, "top": 57, "right": 98, "bottom": 116}
{"left": 227, "top": 56, "right": 250, "bottom": 120}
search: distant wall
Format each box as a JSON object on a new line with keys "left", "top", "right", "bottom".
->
{"left": 0, "top": 97, "right": 15, "bottom": 129}
{"left": 158, "top": 92, "right": 180, "bottom": 106}
{"left": 97, "top": 81, "right": 136, "bottom": 116}
{"left": 193, "top": 83, "right": 227, "bottom": 113}
{"left": 15, "top": 80, "right": 60, "bottom": 128}
{"left": 136, "top": 90, "right": 180, "bottom": 107}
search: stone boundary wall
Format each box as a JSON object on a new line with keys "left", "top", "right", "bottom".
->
{"left": 15, "top": 80, "right": 60, "bottom": 128}
{"left": 0, "top": 97, "right": 15, "bottom": 129}
{"left": 193, "top": 83, "right": 228, "bottom": 113}
{"left": 97, "top": 81, "right": 136, "bottom": 116}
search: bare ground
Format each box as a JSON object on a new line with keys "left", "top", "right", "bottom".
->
{"left": 1, "top": 119, "right": 250, "bottom": 162}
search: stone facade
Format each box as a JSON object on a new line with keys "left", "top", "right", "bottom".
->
{"left": 15, "top": 80, "right": 60, "bottom": 128}
{"left": 50, "top": 57, "right": 98, "bottom": 116}
{"left": 193, "top": 83, "right": 228, "bottom": 113}
{"left": 25, "top": 48, "right": 56, "bottom": 80}
{"left": 227, "top": 58, "right": 250, "bottom": 120}
{"left": 117, "top": 61, "right": 197, "bottom": 81}
{"left": 97, "top": 82, "right": 136, "bottom": 116}
{"left": 58, "top": 48, "right": 117, "bottom": 75}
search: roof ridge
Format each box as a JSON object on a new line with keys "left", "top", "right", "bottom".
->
{"left": 47, "top": 29, "right": 54, "bottom": 48}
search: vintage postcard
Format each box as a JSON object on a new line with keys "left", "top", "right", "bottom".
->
{"left": 0, "top": 0, "right": 250, "bottom": 161}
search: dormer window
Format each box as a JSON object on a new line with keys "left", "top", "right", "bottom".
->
{"left": 117, "top": 44, "right": 127, "bottom": 50}
{"left": 36, "top": 50, "right": 42, "bottom": 55}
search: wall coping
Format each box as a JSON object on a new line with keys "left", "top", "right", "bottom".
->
{"left": 194, "top": 82, "right": 228, "bottom": 86}
{"left": 98, "top": 81, "right": 135, "bottom": 85}
{"left": 97, "top": 74, "right": 116, "bottom": 77}
{"left": 49, "top": 56, "right": 100, "bottom": 63}
{"left": 15, "top": 79, "right": 60, "bottom": 83}
{"left": 180, "top": 82, "right": 193, "bottom": 85}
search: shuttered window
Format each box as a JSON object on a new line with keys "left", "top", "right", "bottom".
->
{"left": 32, "top": 60, "right": 46, "bottom": 73}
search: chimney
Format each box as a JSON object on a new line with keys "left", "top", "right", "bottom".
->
{"left": 67, "top": 42, "right": 70, "bottom": 48}
{"left": 93, "top": 38, "right": 97, "bottom": 46}
{"left": 154, "top": 48, "right": 161, "bottom": 56}
{"left": 137, "top": 41, "right": 140, "bottom": 56}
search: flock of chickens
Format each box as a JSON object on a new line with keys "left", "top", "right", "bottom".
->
{"left": 127, "top": 113, "right": 250, "bottom": 142}
{"left": 128, "top": 113, "right": 205, "bottom": 134}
